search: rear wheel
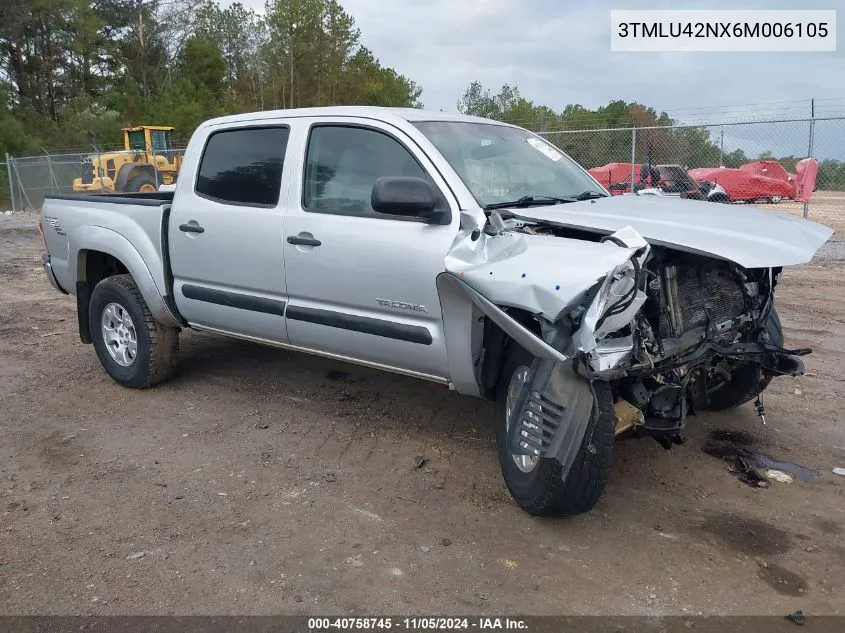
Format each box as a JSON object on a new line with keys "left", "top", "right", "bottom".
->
{"left": 494, "top": 345, "right": 615, "bottom": 516}
{"left": 89, "top": 274, "right": 179, "bottom": 388}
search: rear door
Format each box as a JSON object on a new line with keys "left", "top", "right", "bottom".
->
{"left": 280, "top": 117, "right": 459, "bottom": 379}
{"left": 169, "top": 124, "right": 292, "bottom": 342}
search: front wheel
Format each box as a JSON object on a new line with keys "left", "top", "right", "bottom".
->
{"left": 494, "top": 345, "right": 615, "bottom": 516}
{"left": 89, "top": 274, "right": 179, "bottom": 388}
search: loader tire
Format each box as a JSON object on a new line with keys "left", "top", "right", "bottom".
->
{"left": 125, "top": 174, "right": 158, "bottom": 193}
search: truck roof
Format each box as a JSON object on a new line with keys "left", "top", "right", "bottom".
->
{"left": 198, "top": 106, "right": 513, "bottom": 130}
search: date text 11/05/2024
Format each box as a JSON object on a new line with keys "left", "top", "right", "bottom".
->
{"left": 308, "top": 618, "right": 528, "bottom": 631}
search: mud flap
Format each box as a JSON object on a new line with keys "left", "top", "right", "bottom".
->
{"left": 506, "top": 358, "right": 595, "bottom": 481}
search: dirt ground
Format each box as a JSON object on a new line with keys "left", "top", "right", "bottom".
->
{"left": 740, "top": 190, "right": 843, "bottom": 238}
{"left": 1, "top": 206, "right": 844, "bottom": 616}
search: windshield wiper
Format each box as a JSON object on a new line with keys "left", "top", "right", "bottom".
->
{"left": 484, "top": 192, "right": 607, "bottom": 210}
{"left": 575, "top": 190, "right": 607, "bottom": 200}
{"left": 484, "top": 195, "right": 576, "bottom": 210}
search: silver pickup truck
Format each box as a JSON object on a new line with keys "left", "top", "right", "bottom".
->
{"left": 40, "top": 106, "right": 833, "bottom": 517}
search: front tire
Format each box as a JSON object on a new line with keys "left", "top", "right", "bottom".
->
{"left": 494, "top": 345, "right": 615, "bottom": 516}
{"left": 89, "top": 274, "right": 179, "bottom": 388}
{"left": 697, "top": 309, "right": 783, "bottom": 411}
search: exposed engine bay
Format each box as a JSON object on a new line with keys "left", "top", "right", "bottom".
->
{"left": 472, "top": 212, "right": 811, "bottom": 460}
{"left": 580, "top": 247, "right": 804, "bottom": 437}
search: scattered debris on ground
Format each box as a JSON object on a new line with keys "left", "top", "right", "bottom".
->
{"left": 703, "top": 429, "right": 820, "bottom": 487}
{"left": 787, "top": 610, "right": 805, "bottom": 626}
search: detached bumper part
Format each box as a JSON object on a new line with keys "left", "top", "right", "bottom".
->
{"left": 765, "top": 352, "right": 806, "bottom": 377}
{"left": 614, "top": 399, "right": 644, "bottom": 435}
{"left": 42, "top": 253, "right": 68, "bottom": 294}
{"left": 586, "top": 335, "right": 634, "bottom": 374}
{"left": 506, "top": 358, "right": 594, "bottom": 480}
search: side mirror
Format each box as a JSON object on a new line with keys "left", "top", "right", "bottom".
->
{"left": 371, "top": 177, "right": 439, "bottom": 220}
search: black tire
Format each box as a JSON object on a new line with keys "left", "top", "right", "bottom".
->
{"left": 709, "top": 193, "right": 730, "bottom": 204}
{"left": 699, "top": 309, "right": 783, "bottom": 411}
{"left": 124, "top": 173, "right": 158, "bottom": 193}
{"left": 89, "top": 274, "right": 179, "bottom": 388}
{"left": 494, "top": 345, "right": 615, "bottom": 517}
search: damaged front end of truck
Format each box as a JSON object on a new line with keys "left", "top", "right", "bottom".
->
{"left": 443, "top": 211, "right": 816, "bottom": 485}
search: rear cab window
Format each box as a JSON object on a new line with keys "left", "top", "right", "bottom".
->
{"left": 195, "top": 126, "right": 290, "bottom": 207}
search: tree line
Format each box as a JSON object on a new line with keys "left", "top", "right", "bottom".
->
{"left": 1, "top": 2, "right": 842, "bottom": 198}
{"left": 0, "top": 0, "right": 422, "bottom": 154}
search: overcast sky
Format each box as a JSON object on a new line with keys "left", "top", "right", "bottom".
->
{"left": 236, "top": 0, "right": 844, "bottom": 157}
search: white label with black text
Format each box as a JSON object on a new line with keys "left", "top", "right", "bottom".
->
{"left": 611, "top": 10, "right": 836, "bottom": 52}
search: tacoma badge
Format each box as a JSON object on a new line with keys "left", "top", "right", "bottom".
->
{"left": 376, "top": 298, "right": 428, "bottom": 313}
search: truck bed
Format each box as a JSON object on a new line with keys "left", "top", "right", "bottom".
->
{"left": 40, "top": 191, "right": 179, "bottom": 328}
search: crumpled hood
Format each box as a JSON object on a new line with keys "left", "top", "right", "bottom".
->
{"left": 514, "top": 194, "right": 834, "bottom": 268}
{"left": 445, "top": 231, "right": 638, "bottom": 321}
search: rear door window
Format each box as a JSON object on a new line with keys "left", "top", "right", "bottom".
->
{"left": 195, "top": 126, "right": 290, "bottom": 207}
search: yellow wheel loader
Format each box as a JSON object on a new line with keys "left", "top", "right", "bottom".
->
{"left": 73, "top": 126, "right": 183, "bottom": 194}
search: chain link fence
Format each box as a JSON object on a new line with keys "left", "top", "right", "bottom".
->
{"left": 4, "top": 116, "right": 844, "bottom": 229}
{"left": 538, "top": 116, "right": 845, "bottom": 229}
{"left": 542, "top": 120, "right": 820, "bottom": 180}
{"left": 4, "top": 149, "right": 184, "bottom": 212}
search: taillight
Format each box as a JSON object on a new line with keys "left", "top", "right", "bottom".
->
{"left": 38, "top": 220, "right": 49, "bottom": 252}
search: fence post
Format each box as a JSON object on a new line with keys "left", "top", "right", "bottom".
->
{"left": 630, "top": 127, "right": 637, "bottom": 194}
{"left": 719, "top": 130, "right": 725, "bottom": 168}
{"left": 5, "top": 153, "right": 14, "bottom": 213}
{"left": 804, "top": 99, "right": 815, "bottom": 219}
{"left": 44, "top": 150, "right": 59, "bottom": 193}
{"left": 11, "top": 158, "right": 35, "bottom": 211}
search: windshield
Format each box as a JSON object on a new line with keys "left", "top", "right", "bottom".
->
{"left": 127, "top": 130, "right": 146, "bottom": 151}
{"left": 150, "top": 129, "right": 173, "bottom": 152}
{"left": 412, "top": 121, "right": 606, "bottom": 208}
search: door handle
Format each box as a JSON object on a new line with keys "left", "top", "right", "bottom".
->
{"left": 287, "top": 235, "right": 321, "bottom": 247}
{"left": 179, "top": 222, "right": 205, "bottom": 234}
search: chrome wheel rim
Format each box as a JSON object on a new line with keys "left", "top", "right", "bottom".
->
{"left": 505, "top": 366, "right": 539, "bottom": 473}
{"left": 101, "top": 302, "right": 138, "bottom": 367}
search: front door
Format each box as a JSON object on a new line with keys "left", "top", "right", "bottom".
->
{"left": 169, "top": 124, "right": 292, "bottom": 342}
{"left": 282, "top": 118, "right": 459, "bottom": 379}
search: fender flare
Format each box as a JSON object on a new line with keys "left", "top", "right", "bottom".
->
{"left": 70, "top": 226, "right": 181, "bottom": 328}
{"left": 436, "top": 272, "right": 568, "bottom": 397}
